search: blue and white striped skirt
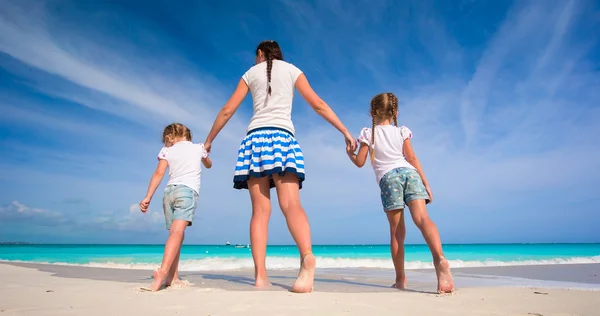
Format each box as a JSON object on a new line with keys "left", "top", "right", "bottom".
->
{"left": 233, "top": 127, "right": 305, "bottom": 190}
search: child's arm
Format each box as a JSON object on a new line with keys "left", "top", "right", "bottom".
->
{"left": 403, "top": 139, "right": 433, "bottom": 202}
{"left": 140, "top": 159, "right": 168, "bottom": 212}
{"left": 202, "top": 157, "right": 212, "bottom": 169}
{"left": 346, "top": 143, "right": 369, "bottom": 168}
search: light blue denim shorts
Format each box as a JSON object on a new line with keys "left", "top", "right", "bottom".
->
{"left": 162, "top": 184, "right": 198, "bottom": 230}
{"left": 379, "top": 167, "right": 430, "bottom": 211}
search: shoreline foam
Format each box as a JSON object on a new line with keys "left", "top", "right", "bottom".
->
{"left": 2, "top": 255, "right": 599, "bottom": 271}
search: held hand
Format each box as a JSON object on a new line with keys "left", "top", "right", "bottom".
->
{"left": 204, "top": 141, "right": 212, "bottom": 154}
{"left": 139, "top": 197, "right": 151, "bottom": 213}
{"left": 425, "top": 186, "right": 434, "bottom": 203}
{"left": 343, "top": 131, "right": 357, "bottom": 152}
{"left": 345, "top": 142, "right": 355, "bottom": 155}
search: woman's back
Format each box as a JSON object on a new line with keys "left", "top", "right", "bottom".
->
{"left": 242, "top": 60, "right": 303, "bottom": 134}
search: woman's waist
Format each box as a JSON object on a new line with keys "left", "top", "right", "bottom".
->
{"left": 247, "top": 118, "right": 295, "bottom": 136}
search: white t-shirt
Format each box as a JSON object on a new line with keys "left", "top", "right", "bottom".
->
{"left": 242, "top": 60, "right": 303, "bottom": 135}
{"left": 358, "top": 125, "right": 415, "bottom": 184}
{"left": 157, "top": 141, "right": 208, "bottom": 194}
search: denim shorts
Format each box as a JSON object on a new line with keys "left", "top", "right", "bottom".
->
{"left": 162, "top": 184, "right": 198, "bottom": 230}
{"left": 379, "top": 167, "right": 430, "bottom": 211}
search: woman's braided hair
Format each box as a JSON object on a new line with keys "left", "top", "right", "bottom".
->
{"left": 369, "top": 92, "right": 399, "bottom": 162}
{"left": 256, "top": 40, "right": 284, "bottom": 95}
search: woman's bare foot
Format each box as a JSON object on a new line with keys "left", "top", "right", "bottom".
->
{"left": 254, "top": 278, "right": 272, "bottom": 288}
{"left": 254, "top": 269, "right": 272, "bottom": 288}
{"left": 291, "top": 253, "right": 315, "bottom": 293}
{"left": 392, "top": 276, "right": 407, "bottom": 290}
{"left": 151, "top": 269, "right": 167, "bottom": 292}
{"left": 434, "top": 257, "right": 454, "bottom": 293}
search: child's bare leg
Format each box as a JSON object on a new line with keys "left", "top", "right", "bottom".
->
{"left": 386, "top": 209, "right": 407, "bottom": 289}
{"left": 273, "top": 173, "right": 315, "bottom": 293}
{"left": 166, "top": 238, "right": 183, "bottom": 286}
{"left": 151, "top": 220, "right": 188, "bottom": 291}
{"left": 248, "top": 176, "right": 272, "bottom": 287}
{"left": 406, "top": 200, "right": 454, "bottom": 293}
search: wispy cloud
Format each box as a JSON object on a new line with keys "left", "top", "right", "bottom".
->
{"left": 0, "top": 200, "right": 164, "bottom": 236}
{"left": 0, "top": 0, "right": 245, "bottom": 140}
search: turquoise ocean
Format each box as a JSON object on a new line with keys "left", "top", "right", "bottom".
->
{"left": 1, "top": 243, "right": 599, "bottom": 271}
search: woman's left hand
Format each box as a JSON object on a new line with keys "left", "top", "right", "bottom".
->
{"left": 343, "top": 131, "right": 357, "bottom": 152}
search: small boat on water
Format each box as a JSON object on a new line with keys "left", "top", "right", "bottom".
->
{"left": 234, "top": 244, "right": 250, "bottom": 248}
{"left": 225, "top": 241, "right": 231, "bottom": 246}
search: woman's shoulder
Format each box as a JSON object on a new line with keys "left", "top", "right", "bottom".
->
{"left": 276, "top": 60, "right": 302, "bottom": 72}
{"left": 245, "top": 62, "right": 265, "bottom": 73}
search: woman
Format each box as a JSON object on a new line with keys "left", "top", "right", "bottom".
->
{"left": 204, "top": 40, "right": 355, "bottom": 293}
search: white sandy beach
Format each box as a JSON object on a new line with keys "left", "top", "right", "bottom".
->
{"left": 1, "top": 263, "right": 599, "bottom": 316}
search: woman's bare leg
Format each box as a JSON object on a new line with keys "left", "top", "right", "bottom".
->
{"left": 273, "top": 173, "right": 314, "bottom": 293}
{"left": 248, "top": 176, "right": 272, "bottom": 287}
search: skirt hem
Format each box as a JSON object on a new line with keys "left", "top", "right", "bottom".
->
{"left": 233, "top": 167, "right": 305, "bottom": 190}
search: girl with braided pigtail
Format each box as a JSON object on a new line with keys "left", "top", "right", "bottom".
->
{"left": 346, "top": 92, "right": 454, "bottom": 294}
{"left": 204, "top": 40, "right": 356, "bottom": 293}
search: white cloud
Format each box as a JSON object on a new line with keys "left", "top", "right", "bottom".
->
{"left": 0, "top": 200, "right": 163, "bottom": 234}
{"left": 0, "top": 201, "right": 63, "bottom": 221}
{"left": 0, "top": 0, "right": 245, "bottom": 142}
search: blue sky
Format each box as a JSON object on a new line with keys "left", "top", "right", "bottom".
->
{"left": 1, "top": 0, "right": 599, "bottom": 245}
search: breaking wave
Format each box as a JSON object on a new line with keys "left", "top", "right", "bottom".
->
{"left": 3, "top": 255, "right": 600, "bottom": 271}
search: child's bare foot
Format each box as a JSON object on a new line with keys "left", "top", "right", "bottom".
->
{"left": 166, "top": 277, "right": 184, "bottom": 287}
{"left": 392, "top": 276, "right": 407, "bottom": 290}
{"left": 291, "top": 253, "right": 315, "bottom": 293}
{"left": 434, "top": 257, "right": 454, "bottom": 293}
{"left": 151, "top": 269, "right": 167, "bottom": 292}
{"left": 167, "top": 279, "right": 189, "bottom": 288}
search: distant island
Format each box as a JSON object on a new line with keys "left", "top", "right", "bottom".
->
{"left": 0, "top": 242, "right": 39, "bottom": 245}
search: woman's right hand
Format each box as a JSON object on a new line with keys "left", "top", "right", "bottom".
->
{"left": 203, "top": 141, "right": 212, "bottom": 154}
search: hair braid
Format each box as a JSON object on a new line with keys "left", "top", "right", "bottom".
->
{"left": 266, "top": 53, "right": 274, "bottom": 95}
{"left": 388, "top": 93, "right": 398, "bottom": 126}
{"left": 255, "top": 40, "right": 284, "bottom": 96}
{"left": 369, "top": 92, "right": 402, "bottom": 163}
{"left": 370, "top": 101, "right": 376, "bottom": 163}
